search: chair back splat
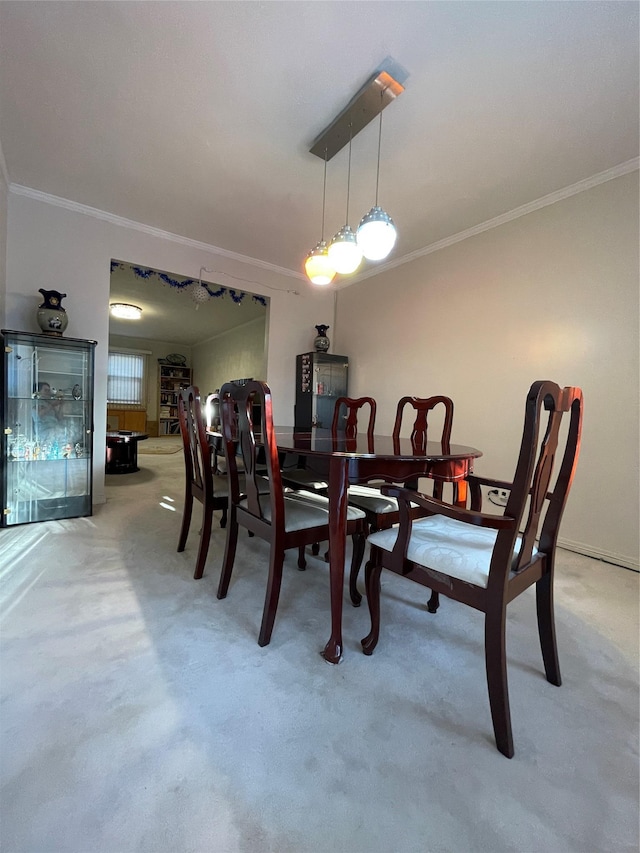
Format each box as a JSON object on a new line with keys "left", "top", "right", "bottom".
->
{"left": 362, "top": 380, "right": 583, "bottom": 758}
{"left": 392, "top": 395, "right": 454, "bottom": 455}
{"left": 332, "top": 396, "right": 377, "bottom": 450}
{"left": 177, "top": 386, "right": 229, "bottom": 580}
{"left": 226, "top": 381, "right": 284, "bottom": 524}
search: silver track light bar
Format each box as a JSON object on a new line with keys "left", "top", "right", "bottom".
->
{"left": 309, "top": 70, "right": 404, "bottom": 162}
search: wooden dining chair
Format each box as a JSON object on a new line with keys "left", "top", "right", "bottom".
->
{"left": 318, "top": 396, "right": 376, "bottom": 602}
{"left": 361, "top": 381, "right": 584, "bottom": 758}
{"left": 345, "top": 395, "right": 455, "bottom": 602}
{"left": 217, "top": 380, "right": 367, "bottom": 647}
{"left": 332, "top": 396, "right": 377, "bottom": 447}
{"left": 177, "top": 385, "right": 232, "bottom": 580}
{"left": 280, "top": 396, "right": 375, "bottom": 568}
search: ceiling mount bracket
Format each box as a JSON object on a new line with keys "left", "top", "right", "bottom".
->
{"left": 309, "top": 70, "right": 404, "bottom": 161}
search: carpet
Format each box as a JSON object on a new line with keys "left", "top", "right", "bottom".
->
{"left": 138, "top": 437, "right": 182, "bottom": 455}
{"left": 1, "top": 449, "right": 638, "bottom": 853}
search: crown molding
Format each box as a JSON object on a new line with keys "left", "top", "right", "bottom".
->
{"left": 8, "top": 183, "right": 305, "bottom": 281}
{"left": 9, "top": 156, "right": 638, "bottom": 287}
{"left": 349, "top": 157, "right": 640, "bottom": 284}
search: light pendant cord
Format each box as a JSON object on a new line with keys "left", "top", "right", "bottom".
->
{"left": 345, "top": 124, "right": 353, "bottom": 224}
{"left": 321, "top": 148, "right": 328, "bottom": 241}
{"left": 375, "top": 108, "right": 382, "bottom": 206}
{"left": 375, "top": 89, "right": 386, "bottom": 207}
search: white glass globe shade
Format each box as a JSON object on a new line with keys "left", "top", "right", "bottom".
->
{"left": 356, "top": 207, "right": 397, "bottom": 261}
{"left": 304, "top": 242, "right": 336, "bottom": 285}
{"left": 327, "top": 226, "right": 363, "bottom": 275}
{"left": 191, "top": 283, "right": 210, "bottom": 304}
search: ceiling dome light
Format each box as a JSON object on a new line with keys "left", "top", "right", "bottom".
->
{"left": 356, "top": 206, "right": 397, "bottom": 261}
{"left": 328, "top": 226, "right": 362, "bottom": 274}
{"left": 110, "top": 303, "right": 142, "bottom": 320}
{"left": 305, "top": 241, "right": 336, "bottom": 285}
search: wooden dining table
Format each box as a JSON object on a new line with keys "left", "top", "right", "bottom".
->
{"left": 272, "top": 427, "right": 482, "bottom": 664}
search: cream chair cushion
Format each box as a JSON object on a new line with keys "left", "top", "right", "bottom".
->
{"left": 240, "top": 489, "right": 365, "bottom": 533}
{"left": 367, "top": 515, "right": 536, "bottom": 589}
{"left": 345, "top": 484, "right": 420, "bottom": 514}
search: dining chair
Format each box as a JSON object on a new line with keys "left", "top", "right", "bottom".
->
{"left": 282, "top": 395, "right": 376, "bottom": 585}
{"left": 320, "top": 396, "right": 377, "bottom": 602}
{"left": 332, "top": 395, "right": 377, "bottom": 446}
{"left": 216, "top": 380, "right": 367, "bottom": 647}
{"left": 361, "top": 380, "right": 584, "bottom": 758}
{"left": 345, "top": 395, "right": 455, "bottom": 602}
{"left": 177, "top": 386, "right": 232, "bottom": 580}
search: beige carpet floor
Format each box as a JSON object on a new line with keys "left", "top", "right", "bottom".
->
{"left": 137, "top": 437, "right": 183, "bottom": 455}
{"left": 1, "top": 450, "right": 638, "bottom": 852}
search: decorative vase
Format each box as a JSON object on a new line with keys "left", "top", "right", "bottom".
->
{"left": 37, "top": 289, "right": 69, "bottom": 336}
{"left": 314, "top": 324, "right": 330, "bottom": 353}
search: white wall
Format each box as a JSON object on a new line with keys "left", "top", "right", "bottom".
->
{"left": 6, "top": 176, "right": 637, "bottom": 567}
{"left": 335, "top": 172, "right": 640, "bottom": 569}
{"left": 0, "top": 168, "right": 7, "bottom": 326}
{"left": 191, "top": 316, "right": 267, "bottom": 397}
{"left": 5, "top": 192, "right": 334, "bottom": 503}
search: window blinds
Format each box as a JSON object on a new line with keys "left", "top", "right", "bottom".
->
{"left": 107, "top": 352, "right": 146, "bottom": 407}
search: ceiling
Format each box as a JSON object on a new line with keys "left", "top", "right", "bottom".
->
{"left": 0, "top": 2, "right": 638, "bottom": 286}
{"left": 109, "top": 261, "right": 268, "bottom": 346}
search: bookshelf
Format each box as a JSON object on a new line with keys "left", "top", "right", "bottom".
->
{"left": 158, "top": 364, "right": 192, "bottom": 435}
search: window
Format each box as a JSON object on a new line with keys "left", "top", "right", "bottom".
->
{"left": 107, "top": 351, "right": 146, "bottom": 407}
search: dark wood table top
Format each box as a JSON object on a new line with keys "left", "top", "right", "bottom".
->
{"left": 271, "top": 426, "right": 481, "bottom": 463}
{"left": 208, "top": 426, "right": 480, "bottom": 462}
{"left": 106, "top": 431, "right": 149, "bottom": 442}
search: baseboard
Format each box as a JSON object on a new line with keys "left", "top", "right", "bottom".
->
{"left": 558, "top": 537, "right": 639, "bottom": 572}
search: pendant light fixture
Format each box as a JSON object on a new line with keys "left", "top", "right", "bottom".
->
{"left": 356, "top": 92, "right": 397, "bottom": 261}
{"left": 306, "top": 66, "right": 404, "bottom": 280}
{"left": 191, "top": 267, "right": 212, "bottom": 309}
{"left": 304, "top": 150, "right": 336, "bottom": 286}
{"left": 328, "top": 124, "right": 362, "bottom": 275}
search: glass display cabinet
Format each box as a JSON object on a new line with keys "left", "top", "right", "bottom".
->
{"left": 294, "top": 352, "right": 349, "bottom": 430}
{"left": 1, "top": 329, "right": 96, "bottom": 526}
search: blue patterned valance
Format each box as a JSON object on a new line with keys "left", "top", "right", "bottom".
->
{"left": 110, "top": 261, "right": 268, "bottom": 307}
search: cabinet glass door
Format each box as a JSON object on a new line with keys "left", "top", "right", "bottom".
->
{"left": 311, "top": 355, "right": 349, "bottom": 428}
{"left": 295, "top": 353, "right": 349, "bottom": 430}
{"left": 2, "top": 331, "right": 95, "bottom": 526}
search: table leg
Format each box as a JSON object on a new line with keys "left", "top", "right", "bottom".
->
{"left": 322, "top": 455, "right": 349, "bottom": 664}
{"left": 454, "top": 478, "right": 468, "bottom": 507}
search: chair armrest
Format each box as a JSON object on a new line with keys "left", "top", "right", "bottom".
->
{"left": 380, "top": 485, "right": 515, "bottom": 530}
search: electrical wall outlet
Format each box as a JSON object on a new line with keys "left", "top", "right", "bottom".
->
{"left": 488, "top": 488, "right": 509, "bottom": 507}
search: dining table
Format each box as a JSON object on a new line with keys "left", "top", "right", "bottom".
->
{"left": 272, "top": 427, "right": 482, "bottom": 664}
